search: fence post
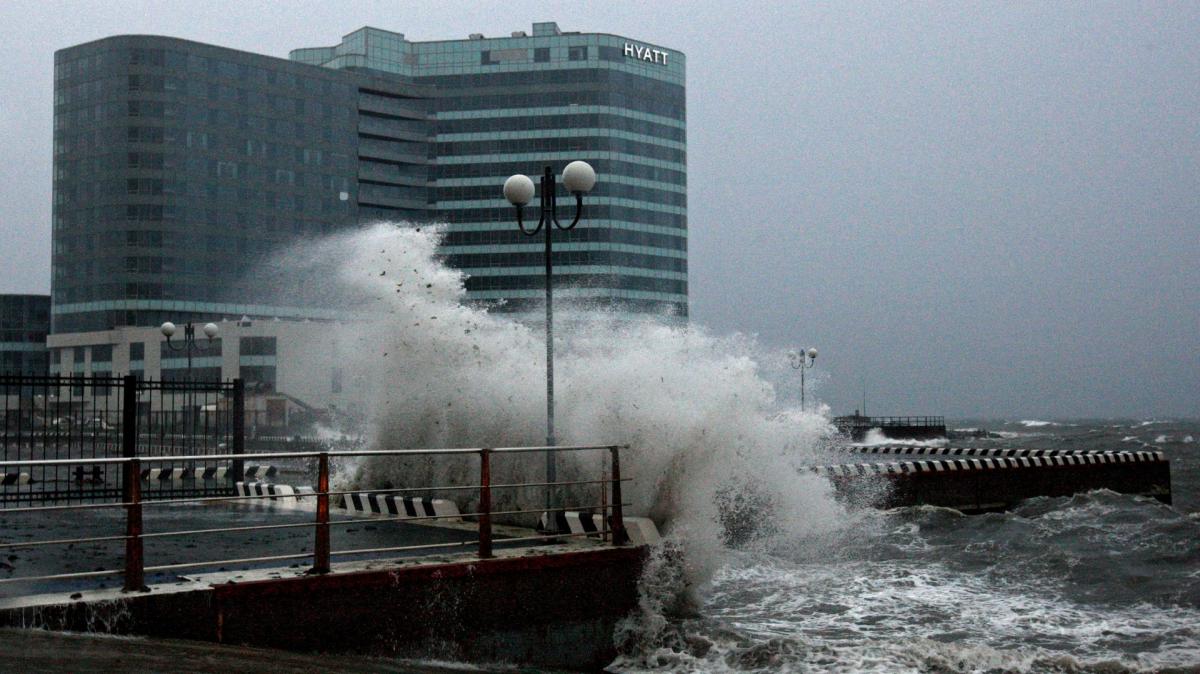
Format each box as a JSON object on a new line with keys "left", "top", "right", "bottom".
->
{"left": 121, "top": 374, "right": 138, "bottom": 502}
{"left": 311, "top": 451, "right": 331, "bottom": 574}
{"left": 478, "top": 448, "right": 493, "bottom": 559}
{"left": 231, "top": 379, "right": 245, "bottom": 483}
{"left": 123, "top": 457, "right": 145, "bottom": 592}
{"left": 609, "top": 445, "right": 629, "bottom": 545}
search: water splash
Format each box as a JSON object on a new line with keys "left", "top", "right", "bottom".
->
{"left": 262, "top": 222, "right": 846, "bottom": 580}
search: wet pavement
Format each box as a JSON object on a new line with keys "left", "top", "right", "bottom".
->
{"left": 0, "top": 500, "right": 485, "bottom": 597}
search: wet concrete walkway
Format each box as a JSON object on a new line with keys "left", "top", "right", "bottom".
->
{"left": 0, "top": 501, "right": 485, "bottom": 597}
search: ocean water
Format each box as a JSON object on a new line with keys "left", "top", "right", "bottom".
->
{"left": 2, "top": 226, "right": 1196, "bottom": 672}
{"left": 611, "top": 420, "right": 1200, "bottom": 673}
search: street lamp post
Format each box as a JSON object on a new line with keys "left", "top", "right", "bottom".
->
{"left": 161, "top": 321, "right": 219, "bottom": 447}
{"left": 160, "top": 322, "right": 219, "bottom": 376}
{"left": 789, "top": 347, "right": 818, "bottom": 411}
{"left": 503, "top": 161, "right": 597, "bottom": 524}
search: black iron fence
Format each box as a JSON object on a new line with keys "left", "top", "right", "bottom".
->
{"left": 1, "top": 374, "right": 243, "bottom": 505}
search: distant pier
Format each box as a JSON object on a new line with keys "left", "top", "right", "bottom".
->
{"left": 834, "top": 413, "right": 947, "bottom": 441}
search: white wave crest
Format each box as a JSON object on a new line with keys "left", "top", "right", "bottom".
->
{"left": 262, "top": 222, "right": 849, "bottom": 587}
{"left": 858, "top": 428, "right": 947, "bottom": 447}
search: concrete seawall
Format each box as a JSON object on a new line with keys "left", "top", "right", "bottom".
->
{"left": 0, "top": 545, "right": 647, "bottom": 671}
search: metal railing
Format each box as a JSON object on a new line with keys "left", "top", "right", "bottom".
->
{"left": 0, "top": 444, "right": 630, "bottom": 593}
{"left": 835, "top": 415, "right": 946, "bottom": 427}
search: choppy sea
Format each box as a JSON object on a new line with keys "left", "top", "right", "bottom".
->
{"left": 2, "top": 418, "right": 1197, "bottom": 673}
{"left": 609, "top": 419, "right": 1200, "bottom": 673}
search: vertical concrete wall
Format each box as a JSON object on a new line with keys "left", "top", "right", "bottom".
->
{"left": 0, "top": 546, "right": 648, "bottom": 671}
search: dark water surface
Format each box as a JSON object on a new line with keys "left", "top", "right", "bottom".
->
{"left": 612, "top": 419, "right": 1200, "bottom": 673}
{"left": 2, "top": 419, "right": 1197, "bottom": 673}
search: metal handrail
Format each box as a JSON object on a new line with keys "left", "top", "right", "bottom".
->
{"left": 0, "top": 443, "right": 627, "bottom": 468}
{"left": 0, "top": 478, "right": 633, "bottom": 516}
{"left": 0, "top": 501, "right": 632, "bottom": 550}
{"left": 0, "top": 443, "right": 633, "bottom": 592}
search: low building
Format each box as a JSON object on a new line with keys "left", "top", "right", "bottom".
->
{"left": 45, "top": 316, "right": 368, "bottom": 434}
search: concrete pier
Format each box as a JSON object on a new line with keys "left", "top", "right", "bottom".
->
{"left": 817, "top": 449, "right": 1171, "bottom": 512}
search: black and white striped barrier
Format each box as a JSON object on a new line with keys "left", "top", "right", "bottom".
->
{"left": 141, "top": 467, "right": 191, "bottom": 481}
{"left": 1, "top": 472, "right": 31, "bottom": 486}
{"left": 339, "top": 493, "right": 462, "bottom": 522}
{"left": 537, "top": 511, "right": 662, "bottom": 546}
{"left": 234, "top": 481, "right": 315, "bottom": 509}
{"left": 194, "top": 466, "right": 230, "bottom": 480}
{"left": 842, "top": 445, "right": 1096, "bottom": 457}
{"left": 813, "top": 450, "right": 1171, "bottom": 512}
{"left": 816, "top": 450, "right": 1166, "bottom": 475}
{"left": 242, "top": 465, "right": 277, "bottom": 479}
{"left": 139, "top": 465, "right": 270, "bottom": 481}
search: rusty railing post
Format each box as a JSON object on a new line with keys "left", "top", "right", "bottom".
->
{"left": 311, "top": 451, "right": 331, "bottom": 574}
{"left": 120, "top": 374, "right": 138, "bottom": 501}
{"left": 123, "top": 457, "right": 145, "bottom": 591}
{"left": 609, "top": 445, "right": 629, "bottom": 545}
{"left": 600, "top": 462, "right": 609, "bottom": 542}
{"left": 478, "top": 448, "right": 493, "bottom": 559}
{"left": 231, "top": 378, "right": 245, "bottom": 483}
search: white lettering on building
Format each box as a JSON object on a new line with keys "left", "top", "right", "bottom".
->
{"left": 624, "top": 42, "right": 668, "bottom": 66}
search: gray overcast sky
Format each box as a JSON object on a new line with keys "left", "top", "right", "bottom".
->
{"left": 1, "top": 1, "right": 1197, "bottom": 418}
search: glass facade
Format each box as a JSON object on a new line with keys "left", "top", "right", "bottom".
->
{"left": 0, "top": 295, "right": 50, "bottom": 375}
{"left": 52, "top": 22, "right": 686, "bottom": 334}
{"left": 294, "top": 23, "right": 687, "bottom": 317}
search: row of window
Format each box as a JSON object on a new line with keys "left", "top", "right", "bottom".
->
{"left": 443, "top": 249, "right": 687, "bottom": 273}
{"left": 53, "top": 200, "right": 346, "bottom": 232}
{"left": 358, "top": 182, "right": 428, "bottom": 204}
{"left": 436, "top": 90, "right": 684, "bottom": 122}
{"left": 125, "top": 99, "right": 353, "bottom": 126}
{"left": 424, "top": 68, "right": 683, "bottom": 99}
{"left": 442, "top": 204, "right": 686, "bottom": 230}
{"left": 441, "top": 226, "right": 686, "bottom": 251}
{"left": 437, "top": 112, "right": 684, "bottom": 143}
{"left": 436, "top": 181, "right": 686, "bottom": 208}
{"left": 0, "top": 352, "right": 49, "bottom": 375}
{"left": 437, "top": 135, "right": 685, "bottom": 164}
{"left": 358, "top": 112, "right": 431, "bottom": 138}
{"left": 360, "top": 159, "right": 430, "bottom": 182}
{"left": 463, "top": 273, "right": 686, "bottom": 295}
{"left": 437, "top": 158, "right": 685, "bottom": 185}
{"left": 57, "top": 45, "right": 354, "bottom": 99}
{"left": 358, "top": 137, "right": 429, "bottom": 161}
{"left": 480, "top": 45, "right": 589, "bottom": 66}
{"left": 485, "top": 296, "right": 687, "bottom": 317}
{"left": 125, "top": 122, "right": 356, "bottom": 148}
{"left": 56, "top": 184, "right": 350, "bottom": 216}
{"left": 0, "top": 331, "right": 47, "bottom": 344}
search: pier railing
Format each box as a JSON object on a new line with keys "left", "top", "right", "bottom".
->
{"left": 0, "top": 444, "right": 630, "bottom": 593}
{"left": 834, "top": 415, "right": 947, "bottom": 427}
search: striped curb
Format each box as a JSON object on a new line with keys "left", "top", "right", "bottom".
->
{"left": 813, "top": 450, "right": 1166, "bottom": 477}
{"left": 339, "top": 493, "right": 462, "bottom": 522}
{"left": 537, "top": 511, "right": 661, "bottom": 545}
{"left": 140, "top": 465, "right": 271, "bottom": 481}
{"left": 193, "top": 466, "right": 230, "bottom": 480}
{"left": 1, "top": 472, "right": 31, "bottom": 486}
{"left": 842, "top": 445, "right": 1099, "bottom": 457}
{"left": 234, "top": 481, "right": 315, "bottom": 509}
{"left": 242, "top": 465, "right": 277, "bottom": 479}
{"left": 141, "top": 467, "right": 192, "bottom": 481}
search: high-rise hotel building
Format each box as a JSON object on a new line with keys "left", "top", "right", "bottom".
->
{"left": 52, "top": 22, "right": 686, "bottom": 339}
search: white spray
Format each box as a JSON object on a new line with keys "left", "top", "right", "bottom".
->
{"left": 265, "top": 223, "right": 850, "bottom": 586}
